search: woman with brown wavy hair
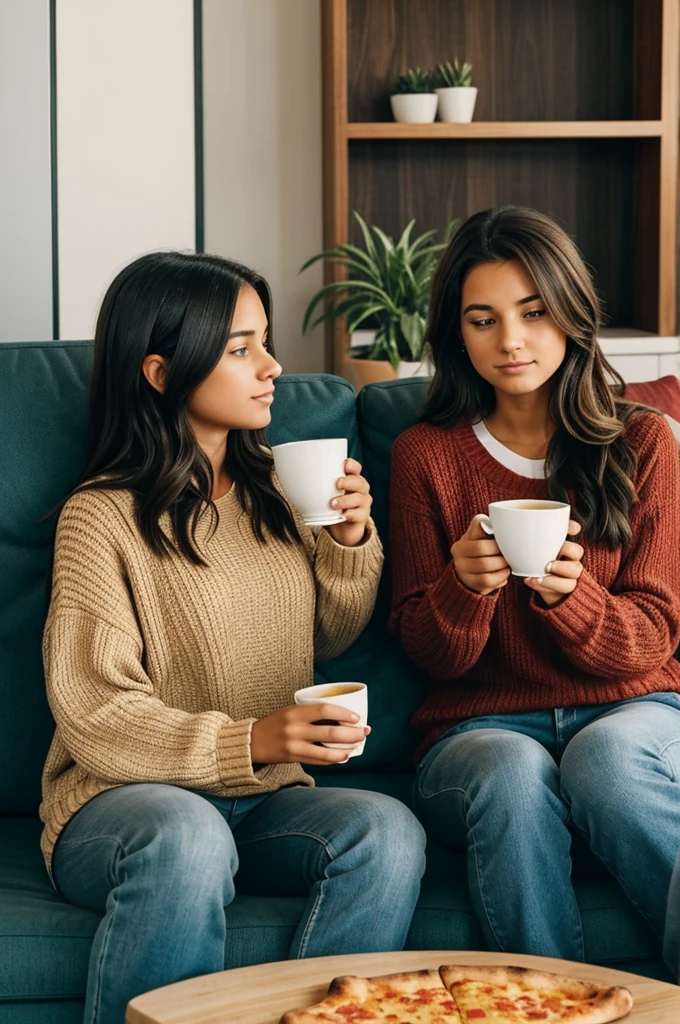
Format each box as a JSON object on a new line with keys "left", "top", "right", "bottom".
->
{"left": 389, "top": 206, "right": 680, "bottom": 960}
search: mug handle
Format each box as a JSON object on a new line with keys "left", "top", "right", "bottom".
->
{"left": 478, "top": 513, "right": 494, "bottom": 537}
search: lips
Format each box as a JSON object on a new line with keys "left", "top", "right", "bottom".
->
{"left": 253, "top": 390, "right": 275, "bottom": 399}
{"left": 496, "top": 361, "right": 533, "bottom": 369}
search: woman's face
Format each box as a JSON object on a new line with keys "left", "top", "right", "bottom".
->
{"left": 459, "top": 259, "right": 567, "bottom": 398}
{"left": 185, "top": 283, "right": 282, "bottom": 436}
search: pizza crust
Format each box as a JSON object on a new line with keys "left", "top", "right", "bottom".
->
{"left": 280, "top": 969, "right": 461, "bottom": 1023}
{"left": 439, "top": 964, "right": 633, "bottom": 1023}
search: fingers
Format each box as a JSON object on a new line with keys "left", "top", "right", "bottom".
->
{"left": 465, "top": 513, "right": 493, "bottom": 541}
{"left": 557, "top": 539, "right": 584, "bottom": 562}
{"left": 295, "top": 702, "right": 361, "bottom": 725}
{"left": 567, "top": 519, "right": 582, "bottom": 538}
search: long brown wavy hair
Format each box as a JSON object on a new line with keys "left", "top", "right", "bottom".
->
{"left": 62, "top": 251, "right": 301, "bottom": 565}
{"left": 422, "top": 206, "right": 651, "bottom": 549}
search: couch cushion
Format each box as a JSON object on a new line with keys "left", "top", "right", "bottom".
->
{"left": 0, "top": 341, "right": 360, "bottom": 814}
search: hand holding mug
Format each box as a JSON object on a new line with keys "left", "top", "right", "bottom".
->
{"left": 524, "top": 521, "right": 583, "bottom": 607}
{"left": 250, "top": 702, "right": 370, "bottom": 766}
{"left": 451, "top": 514, "right": 512, "bottom": 595}
{"left": 326, "top": 458, "right": 373, "bottom": 548}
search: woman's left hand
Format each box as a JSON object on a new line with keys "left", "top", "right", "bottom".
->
{"left": 326, "top": 458, "right": 373, "bottom": 548}
{"left": 524, "top": 520, "right": 584, "bottom": 607}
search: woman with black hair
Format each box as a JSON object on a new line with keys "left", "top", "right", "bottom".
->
{"left": 390, "top": 206, "right": 680, "bottom": 961}
{"left": 42, "top": 251, "right": 426, "bottom": 1024}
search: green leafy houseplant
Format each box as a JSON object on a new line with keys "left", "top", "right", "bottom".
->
{"left": 300, "top": 212, "right": 458, "bottom": 371}
{"left": 393, "top": 67, "right": 434, "bottom": 94}
{"left": 434, "top": 58, "right": 473, "bottom": 88}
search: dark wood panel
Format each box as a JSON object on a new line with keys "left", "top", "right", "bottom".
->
{"left": 347, "top": 0, "right": 635, "bottom": 122}
{"left": 348, "top": 139, "right": 635, "bottom": 326}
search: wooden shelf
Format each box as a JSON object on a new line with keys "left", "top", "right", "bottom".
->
{"left": 321, "top": 0, "right": 679, "bottom": 374}
{"left": 347, "top": 121, "right": 664, "bottom": 140}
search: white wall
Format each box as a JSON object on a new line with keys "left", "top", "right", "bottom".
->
{"left": 202, "top": 0, "right": 325, "bottom": 373}
{"left": 0, "top": 0, "right": 53, "bottom": 342}
{"left": 56, "top": 0, "right": 196, "bottom": 339}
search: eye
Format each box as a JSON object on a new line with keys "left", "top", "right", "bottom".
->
{"left": 524, "top": 308, "right": 546, "bottom": 319}
{"left": 470, "top": 317, "right": 495, "bottom": 328}
{"left": 231, "top": 346, "right": 248, "bottom": 357}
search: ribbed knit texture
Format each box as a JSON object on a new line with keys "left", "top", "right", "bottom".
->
{"left": 41, "top": 485, "right": 383, "bottom": 875}
{"left": 389, "top": 411, "right": 680, "bottom": 761}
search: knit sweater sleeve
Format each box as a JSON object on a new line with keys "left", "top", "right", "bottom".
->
{"left": 389, "top": 430, "right": 500, "bottom": 678}
{"left": 43, "top": 491, "right": 263, "bottom": 791}
{"left": 311, "top": 522, "right": 384, "bottom": 661}
{"left": 532, "top": 413, "right": 680, "bottom": 677}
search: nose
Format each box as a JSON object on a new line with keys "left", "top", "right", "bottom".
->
{"left": 260, "top": 350, "right": 282, "bottom": 380}
{"left": 498, "top": 318, "right": 525, "bottom": 355}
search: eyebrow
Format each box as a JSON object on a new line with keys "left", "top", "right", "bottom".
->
{"left": 462, "top": 294, "right": 541, "bottom": 315}
{"left": 227, "top": 327, "right": 269, "bottom": 340}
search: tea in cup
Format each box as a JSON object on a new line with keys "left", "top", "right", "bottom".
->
{"left": 478, "top": 499, "right": 571, "bottom": 577}
{"left": 294, "top": 682, "right": 367, "bottom": 758}
{"left": 271, "top": 438, "right": 347, "bottom": 527}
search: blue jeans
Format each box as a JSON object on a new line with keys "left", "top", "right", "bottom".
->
{"left": 415, "top": 694, "right": 680, "bottom": 961}
{"left": 52, "top": 783, "right": 426, "bottom": 1024}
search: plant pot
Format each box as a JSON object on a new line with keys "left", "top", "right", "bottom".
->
{"left": 345, "top": 356, "right": 433, "bottom": 391}
{"left": 390, "top": 93, "right": 438, "bottom": 124}
{"left": 436, "top": 86, "right": 477, "bottom": 123}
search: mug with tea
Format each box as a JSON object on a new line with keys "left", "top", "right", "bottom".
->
{"left": 478, "top": 499, "right": 571, "bottom": 578}
{"left": 294, "top": 682, "right": 368, "bottom": 758}
{"left": 271, "top": 438, "right": 348, "bottom": 527}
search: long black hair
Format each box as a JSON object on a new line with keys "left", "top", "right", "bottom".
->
{"left": 423, "top": 206, "right": 651, "bottom": 549}
{"left": 65, "top": 250, "right": 300, "bottom": 564}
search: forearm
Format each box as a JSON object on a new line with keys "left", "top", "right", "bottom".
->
{"left": 313, "top": 523, "right": 383, "bottom": 660}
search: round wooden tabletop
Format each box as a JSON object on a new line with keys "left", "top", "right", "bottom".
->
{"left": 126, "top": 949, "right": 680, "bottom": 1024}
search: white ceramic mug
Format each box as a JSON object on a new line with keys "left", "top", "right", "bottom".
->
{"left": 294, "top": 682, "right": 367, "bottom": 758}
{"left": 478, "top": 499, "right": 571, "bottom": 577}
{"left": 271, "top": 438, "right": 347, "bottom": 527}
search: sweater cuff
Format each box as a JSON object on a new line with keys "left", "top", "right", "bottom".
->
{"left": 433, "top": 560, "right": 502, "bottom": 625}
{"left": 530, "top": 569, "right": 605, "bottom": 642}
{"left": 216, "top": 719, "right": 260, "bottom": 788}
{"left": 316, "top": 518, "right": 384, "bottom": 578}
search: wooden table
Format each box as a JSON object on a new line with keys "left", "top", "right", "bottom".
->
{"left": 126, "top": 949, "right": 680, "bottom": 1024}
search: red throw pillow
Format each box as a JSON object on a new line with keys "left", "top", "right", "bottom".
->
{"left": 624, "top": 375, "right": 680, "bottom": 420}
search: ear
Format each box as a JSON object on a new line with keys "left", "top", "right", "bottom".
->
{"left": 142, "top": 354, "right": 168, "bottom": 394}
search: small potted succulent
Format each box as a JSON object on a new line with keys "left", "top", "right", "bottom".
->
{"left": 389, "top": 67, "right": 438, "bottom": 124}
{"left": 433, "top": 58, "right": 477, "bottom": 123}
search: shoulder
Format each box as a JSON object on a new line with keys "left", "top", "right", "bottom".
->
{"left": 392, "top": 420, "right": 469, "bottom": 461}
{"left": 57, "top": 487, "right": 137, "bottom": 547}
{"left": 623, "top": 408, "right": 676, "bottom": 461}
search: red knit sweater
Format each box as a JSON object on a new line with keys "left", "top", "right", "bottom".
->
{"left": 389, "top": 411, "right": 680, "bottom": 759}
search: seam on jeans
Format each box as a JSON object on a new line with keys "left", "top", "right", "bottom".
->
{"left": 90, "top": 883, "right": 119, "bottom": 1023}
{"left": 568, "top": 818, "right": 660, "bottom": 936}
{"left": 235, "top": 829, "right": 335, "bottom": 857}
{"left": 658, "top": 738, "right": 680, "bottom": 781}
{"left": 296, "top": 883, "right": 324, "bottom": 958}
{"left": 465, "top": 796, "right": 505, "bottom": 951}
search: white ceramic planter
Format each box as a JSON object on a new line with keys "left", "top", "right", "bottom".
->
{"left": 390, "top": 93, "right": 438, "bottom": 124}
{"left": 396, "top": 359, "right": 433, "bottom": 378}
{"left": 436, "top": 86, "right": 477, "bottom": 123}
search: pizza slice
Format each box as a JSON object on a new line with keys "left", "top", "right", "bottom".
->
{"left": 438, "top": 964, "right": 633, "bottom": 1024}
{"left": 280, "top": 968, "right": 462, "bottom": 1024}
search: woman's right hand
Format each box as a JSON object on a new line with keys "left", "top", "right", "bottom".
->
{"left": 250, "top": 703, "right": 370, "bottom": 766}
{"left": 451, "top": 513, "right": 511, "bottom": 596}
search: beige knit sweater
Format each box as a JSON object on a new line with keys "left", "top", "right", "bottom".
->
{"left": 41, "top": 485, "right": 383, "bottom": 874}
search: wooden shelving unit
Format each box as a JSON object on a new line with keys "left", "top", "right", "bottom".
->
{"left": 321, "top": 0, "right": 679, "bottom": 376}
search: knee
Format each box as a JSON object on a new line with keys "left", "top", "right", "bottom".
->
{"left": 337, "top": 792, "right": 426, "bottom": 881}
{"left": 560, "top": 723, "right": 631, "bottom": 804}
{"left": 453, "top": 731, "right": 558, "bottom": 806}
{"left": 123, "top": 785, "right": 238, "bottom": 888}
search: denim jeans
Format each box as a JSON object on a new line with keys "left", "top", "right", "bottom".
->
{"left": 415, "top": 693, "right": 680, "bottom": 961}
{"left": 52, "top": 783, "right": 426, "bottom": 1024}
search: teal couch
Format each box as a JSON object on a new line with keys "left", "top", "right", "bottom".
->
{"left": 0, "top": 341, "right": 669, "bottom": 1023}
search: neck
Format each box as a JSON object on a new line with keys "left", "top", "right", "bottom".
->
{"left": 484, "top": 389, "right": 555, "bottom": 457}
{"left": 195, "top": 430, "right": 232, "bottom": 500}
